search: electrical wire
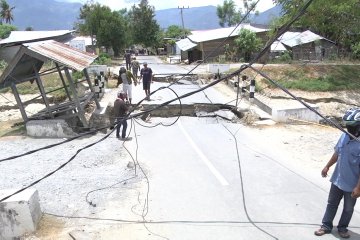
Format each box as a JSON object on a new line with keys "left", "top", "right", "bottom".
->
{"left": 223, "top": 124, "right": 278, "bottom": 239}
{"left": 43, "top": 212, "right": 360, "bottom": 229}
{"left": 0, "top": 126, "right": 117, "bottom": 202}
{"left": 0, "top": 0, "right": 316, "bottom": 214}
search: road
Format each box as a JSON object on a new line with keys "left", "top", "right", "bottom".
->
{"left": 95, "top": 56, "right": 360, "bottom": 239}
{"left": 2, "top": 56, "right": 360, "bottom": 239}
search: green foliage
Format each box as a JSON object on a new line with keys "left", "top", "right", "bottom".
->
{"left": 129, "top": 0, "right": 161, "bottom": 48}
{"left": 351, "top": 42, "right": 360, "bottom": 60}
{"left": 0, "top": 23, "right": 16, "bottom": 38}
{"left": 271, "top": 51, "right": 292, "bottom": 63}
{"left": 273, "top": 0, "right": 360, "bottom": 48}
{"left": 216, "top": 0, "right": 256, "bottom": 27}
{"left": 234, "top": 28, "right": 262, "bottom": 61}
{"left": 72, "top": 71, "right": 84, "bottom": 81}
{"left": 0, "top": 0, "right": 15, "bottom": 24}
{"left": 165, "top": 25, "right": 190, "bottom": 39}
{"left": 0, "top": 59, "right": 7, "bottom": 70}
{"left": 77, "top": 3, "right": 127, "bottom": 56}
{"left": 93, "top": 53, "right": 111, "bottom": 65}
{"left": 267, "top": 65, "right": 360, "bottom": 92}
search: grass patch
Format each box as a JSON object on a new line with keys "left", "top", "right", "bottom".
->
{"left": 260, "top": 65, "right": 360, "bottom": 92}
{"left": 0, "top": 120, "right": 26, "bottom": 137}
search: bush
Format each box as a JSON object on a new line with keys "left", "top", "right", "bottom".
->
{"left": 278, "top": 51, "right": 292, "bottom": 63}
{"left": 351, "top": 42, "right": 360, "bottom": 59}
{"left": 93, "top": 53, "right": 111, "bottom": 65}
{"left": 0, "top": 60, "right": 7, "bottom": 70}
{"left": 72, "top": 71, "right": 84, "bottom": 81}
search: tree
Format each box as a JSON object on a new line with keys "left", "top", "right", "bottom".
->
{"left": 217, "top": 0, "right": 238, "bottom": 27}
{"left": 164, "top": 25, "right": 191, "bottom": 39}
{"left": 25, "top": 26, "right": 34, "bottom": 31}
{"left": 128, "top": 0, "right": 160, "bottom": 48}
{"left": 0, "top": 0, "right": 15, "bottom": 24}
{"left": 273, "top": 0, "right": 360, "bottom": 48}
{"left": 234, "top": 28, "right": 262, "bottom": 61}
{"left": 216, "top": 0, "right": 256, "bottom": 27}
{"left": 0, "top": 23, "right": 16, "bottom": 38}
{"left": 77, "top": 2, "right": 127, "bottom": 56}
{"left": 97, "top": 11, "right": 126, "bottom": 56}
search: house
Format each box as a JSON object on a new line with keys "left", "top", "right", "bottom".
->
{"left": 176, "top": 23, "right": 269, "bottom": 63}
{"left": 0, "top": 30, "right": 75, "bottom": 63}
{"left": 274, "top": 30, "right": 337, "bottom": 61}
{"left": 66, "top": 36, "right": 96, "bottom": 54}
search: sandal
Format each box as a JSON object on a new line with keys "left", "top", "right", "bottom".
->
{"left": 314, "top": 227, "right": 331, "bottom": 236}
{"left": 338, "top": 231, "right": 350, "bottom": 239}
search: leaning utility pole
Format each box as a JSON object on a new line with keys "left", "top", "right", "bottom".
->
{"left": 178, "top": 6, "right": 189, "bottom": 38}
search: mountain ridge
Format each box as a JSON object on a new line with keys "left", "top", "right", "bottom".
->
{"left": 4, "top": 1, "right": 281, "bottom": 31}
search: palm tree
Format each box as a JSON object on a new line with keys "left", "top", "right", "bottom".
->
{"left": 1, "top": 0, "right": 15, "bottom": 24}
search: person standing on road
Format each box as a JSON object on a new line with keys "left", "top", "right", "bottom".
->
{"left": 131, "top": 57, "right": 140, "bottom": 80}
{"left": 113, "top": 91, "right": 129, "bottom": 140}
{"left": 124, "top": 52, "right": 131, "bottom": 70}
{"left": 140, "top": 62, "right": 153, "bottom": 101}
{"left": 119, "top": 66, "right": 137, "bottom": 104}
{"left": 315, "top": 108, "right": 360, "bottom": 239}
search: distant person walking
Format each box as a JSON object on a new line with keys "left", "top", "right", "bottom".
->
{"left": 131, "top": 57, "right": 140, "bottom": 80}
{"left": 124, "top": 52, "right": 131, "bottom": 70}
{"left": 140, "top": 62, "right": 153, "bottom": 101}
{"left": 113, "top": 91, "right": 129, "bottom": 140}
{"left": 314, "top": 108, "right": 360, "bottom": 239}
{"left": 119, "top": 66, "right": 137, "bottom": 104}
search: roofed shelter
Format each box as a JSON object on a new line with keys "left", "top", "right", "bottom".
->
{"left": 0, "top": 30, "right": 75, "bottom": 63}
{"left": 176, "top": 24, "right": 269, "bottom": 63}
{"left": 0, "top": 40, "right": 100, "bottom": 128}
{"left": 278, "top": 30, "right": 337, "bottom": 61}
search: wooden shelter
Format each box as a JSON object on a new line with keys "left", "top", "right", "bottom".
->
{"left": 0, "top": 40, "right": 100, "bottom": 128}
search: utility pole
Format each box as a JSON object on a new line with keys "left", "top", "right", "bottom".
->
{"left": 178, "top": 6, "right": 189, "bottom": 38}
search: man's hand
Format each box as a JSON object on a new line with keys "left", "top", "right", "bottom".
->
{"left": 321, "top": 166, "right": 329, "bottom": 177}
{"left": 352, "top": 186, "right": 360, "bottom": 198}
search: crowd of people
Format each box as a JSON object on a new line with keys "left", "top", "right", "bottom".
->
{"left": 113, "top": 52, "right": 154, "bottom": 141}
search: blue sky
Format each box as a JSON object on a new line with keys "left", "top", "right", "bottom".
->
{"left": 61, "top": 0, "right": 276, "bottom": 12}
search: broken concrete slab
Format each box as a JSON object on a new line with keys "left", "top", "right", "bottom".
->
{"left": 0, "top": 189, "right": 42, "bottom": 239}
{"left": 26, "top": 119, "right": 77, "bottom": 138}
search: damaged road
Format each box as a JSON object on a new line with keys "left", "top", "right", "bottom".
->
{"left": 2, "top": 56, "right": 360, "bottom": 239}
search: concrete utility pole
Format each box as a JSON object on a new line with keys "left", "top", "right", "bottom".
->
{"left": 178, "top": 6, "right": 189, "bottom": 38}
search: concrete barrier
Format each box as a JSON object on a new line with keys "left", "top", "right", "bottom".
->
{"left": 26, "top": 119, "right": 77, "bottom": 138}
{"left": 207, "top": 64, "right": 230, "bottom": 73}
{"left": 0, "top": 189, "right": 42, "bottom": 239}
{"left": 272, "top": 105, "right": 321, "bottom": 123}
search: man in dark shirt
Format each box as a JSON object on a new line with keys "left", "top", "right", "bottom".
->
{"left": 113, "top": 91, "right": 129, "bottom": 139}
{"left": 124, "top": 52, "right": 131, "bottom": 70}
{"left": 140, "top": 62, "right": 153, "bottom": 100}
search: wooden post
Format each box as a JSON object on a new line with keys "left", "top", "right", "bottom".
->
{"left": 83, "top": 68, "right": 100, "bottom": 109}
{"left": 64, "top": 67, "right": 88, "bottom": 127}
{"left": 55, "top": 63, "right": 72, "bottom": 101}
{"left": 11, "top": 82, "right": 28, "bottom": 122}
{"left": 34, "top": 65, "right": 53, "bottom": 118}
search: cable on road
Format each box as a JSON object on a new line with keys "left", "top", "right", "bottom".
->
{"left": 44, "top": 212, "right": 360, "bottom": 229}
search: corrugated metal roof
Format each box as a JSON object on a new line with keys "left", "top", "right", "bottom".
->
{"left": 66, "top": 36, "right": 94, "bottom": 46}
{"left": 271, "top": 41, "right": 287, "bottom": 52}
{"left": 25, "top": 40, "right": 97, "bottom": 71}
{"left": 0, "top": 30, "right": 74, "bottom": 45}
{"left": 0, "top": 40, "right": 97, "bottom": 88}
{"left": 176, "top": 38, "right": 197, "bottom": 51}
{"left": 279, "top": 30, "right": 334, "bottom": 47}
{"left": 188, "top": 23, "right": 268, "bottom": 43}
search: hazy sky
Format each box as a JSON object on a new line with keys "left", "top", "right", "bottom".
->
{"left": 63, "top": 0, "right": 276, "bottom": 13}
